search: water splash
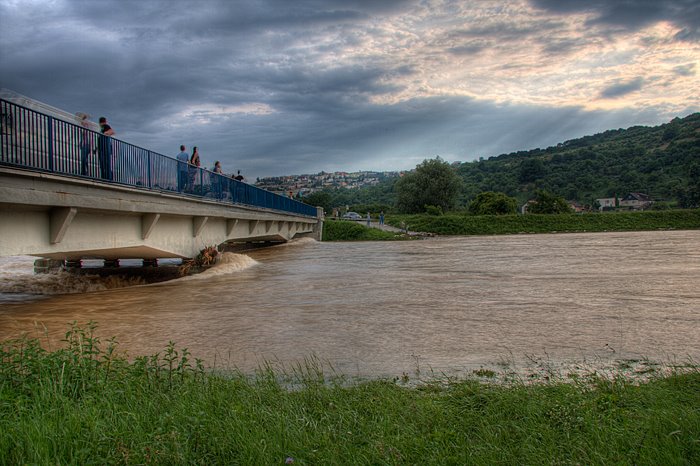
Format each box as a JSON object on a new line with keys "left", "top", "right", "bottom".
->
{"left": 178, "top": 252, "right": 258, "bottom": 280}
{"left": 0, "top": 256, "right": 146, "bottom": 299}
{"left": 280, "top": 237, "right": 317, "bottom": 247}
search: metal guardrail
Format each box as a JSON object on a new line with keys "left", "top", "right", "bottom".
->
{"left": 0, "top": 98, "right": 317, "bottom": 217}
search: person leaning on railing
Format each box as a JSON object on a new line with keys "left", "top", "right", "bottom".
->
{"left": 211, "top": 161, "right": 224, "bottom": 199}
{"left": 188, "top": 146, "right": 201, "bottom": 192}
{"left": 98, "top": 117, "right": 115, "bottom": 181}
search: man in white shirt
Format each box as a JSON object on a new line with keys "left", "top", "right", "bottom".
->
{"left": 176, "top": 145, "right": 189, "bottom": 191}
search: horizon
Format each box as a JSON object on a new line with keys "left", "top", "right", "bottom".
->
{"left": 1, "top": 0, "right": 698, "bottom": 181}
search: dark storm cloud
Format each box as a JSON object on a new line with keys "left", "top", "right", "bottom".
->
{"left": 60, "top": 0, "right": 414, "bottom": 35}
{"left": 0, "top": 1, "right": 407, "bottom": 124}
{"left": 445, "top": 17, "right": 566, "bottom": 52}
{"left": 443, "top": 17, "right": 587, "bottom": 58}
{"left": 529, "top": 0, "right": 700, "bottom": 40}
{"left": 673, "top": 63, "right": 697, "bottom": 77}
{"left": 0, "top": 1, "right": 695, "bottom": 179}
{"left": 540, "top": 37, "right": 589, "bottom": 55}
{"left": 599, "top": 78, "right": 645, "bottom": 99}
{"left": 447, "top": 41, "right": 490, "bottom": 56}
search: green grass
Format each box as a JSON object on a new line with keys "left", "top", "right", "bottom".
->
{"left": 388, "top": 209, "right": 700, "bottom": 236}
{"left": 2, "top": 324, "right": 699, "bottom": 464}
{"left": 323, "top": 219, "right": 405, "bottom": 241}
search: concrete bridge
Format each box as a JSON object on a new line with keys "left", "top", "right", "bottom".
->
{"left": 0, "top": 166, "right": 322, "bottom": 261}
{"left": 0, "top": 91, "right": 323, "bottom": 262}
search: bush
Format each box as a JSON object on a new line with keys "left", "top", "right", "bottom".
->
{"left": 424, "top": 205, "right": 443, "bottom": 216}
{"left": 323, "top": 219, "right": 403, "bottom": 241}
{"left": 467, "top": 191, "right": 518, "bottom": 215}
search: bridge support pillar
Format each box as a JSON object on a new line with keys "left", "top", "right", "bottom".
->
{"left": 33, "top": 259, "right": 65, "bottom": 273}
{"left": 50, "top": 207, "right": 77, "bottom": 244}
{"left": 193, "top": 216, "right": 208, "bottom": 237}
{"left": 313, "top": 206, "right": 324, "bottom": 241}
{"left": 226, "top": 219, "right": 238, "bottom": 236}
{"left": 143, "top": 258, "right": 158, "bottom": 267}
{"left": 142, "top": 213, "right": 160, "bottom": 240}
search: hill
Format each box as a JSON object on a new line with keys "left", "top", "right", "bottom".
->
{"left": 457, "top": 112, "right": 700, "bottom": 207}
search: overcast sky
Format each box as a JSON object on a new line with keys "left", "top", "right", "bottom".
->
{"left": 1, "top": 0, "right": 698, "bottom": 180}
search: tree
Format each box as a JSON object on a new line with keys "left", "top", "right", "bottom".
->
{"left": 518, "top": 158, "right": 546, "bottom": 183}
{"left": 302, "top": 191, "right": 332, "bottom": 214}
{"left": 468, "top": 191, "right": 518, "bottom": 215}
{"left": 676, "top": 182, "right": 700, "bottom": 209}
{"left": 527, "top": 190, "right": 573, "bottom": 214}
{"left": 395, "top": 157, "right": 463, "bottom": 213}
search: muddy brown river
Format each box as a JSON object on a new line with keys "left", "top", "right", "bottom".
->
{"left": 1, "top": 230, "right": 699, "bottom": 378}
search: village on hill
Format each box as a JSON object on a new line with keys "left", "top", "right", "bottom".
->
{"left": 255, "top": 170, "right": 401, "bottom": 198}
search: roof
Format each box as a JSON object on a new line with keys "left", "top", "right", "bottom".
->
{"left": 625, "top": 192, "right": 652, "bottom": 201}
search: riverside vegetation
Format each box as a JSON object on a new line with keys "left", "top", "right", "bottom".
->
{"left": 2, "top": 323, "right": 699, "bottom": 464}
{"left": 387, "top": 209, "right": 700, "bottom": 236}
{"left": 322, "top": 218, "right": 405, "bottom": 241}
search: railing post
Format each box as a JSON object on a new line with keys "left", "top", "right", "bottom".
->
{"left": 147, "top": 150, "right": 152, "bottom": 188}
{"left": 46, "top": 116, "right": 54, "bottom": 172}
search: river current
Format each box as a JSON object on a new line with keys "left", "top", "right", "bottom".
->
{"left": 1, "top": 230, "right": 699, "bottom": 378}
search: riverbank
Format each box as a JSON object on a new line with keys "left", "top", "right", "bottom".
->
{"left": 387, "top": 209, "right": 700, "bottom": 236}
{"left": 2, "top": 327, "right": 698, "bottom": 464}
{"left": 322, "top": 218, "right": 408, "bottom": 241}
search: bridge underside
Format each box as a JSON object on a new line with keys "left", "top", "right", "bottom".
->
{"left": 0, "top": 167, "right": 322, "bottom": 260}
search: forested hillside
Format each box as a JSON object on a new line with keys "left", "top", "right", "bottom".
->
{"left": 457, "top": 112, "right": 700, "bottom": 206}
{"left": 305, "top": 113, "right": 699, "bottom": 211}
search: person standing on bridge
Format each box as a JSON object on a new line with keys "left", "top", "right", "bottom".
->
{"left": 98, "top": 117, "right": 115, "bottom": 181}
{"left": 77, "top": 112, "right": 93, "bottom": 177}
{"left": 176, "top": 145, "right": 189, "bottom": 192}
{"left": 188, "top": 146, "right": 201, "bottom": 193}
{"left": 232, "top": 170, "right": 246, "bottom": 203}
{"left": 211, "top": 160, "right": 224, "bottom": 199}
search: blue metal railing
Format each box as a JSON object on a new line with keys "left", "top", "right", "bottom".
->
{"left": 0, "top": 97, "right": 317, "bottom": 217}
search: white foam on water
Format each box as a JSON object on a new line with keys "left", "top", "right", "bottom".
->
{"left": 278, "top": 237, "right": 317, "bottom": 247}
{"left": 0, "top": 255, "right": 146, "bottom": 299}
{"left": 177, "top": 252, "right": 258, "bottom": 281}
{"left": 0, "top": 255, "right": 34, "bottom": 277}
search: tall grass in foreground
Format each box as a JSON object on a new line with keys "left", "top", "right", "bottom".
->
{"left": 2, "top": 323, "right": 699, "bottom": 465}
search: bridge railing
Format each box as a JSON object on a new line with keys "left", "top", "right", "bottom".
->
{"left": 0, "top": 97, "right": 317, "bottom": 217}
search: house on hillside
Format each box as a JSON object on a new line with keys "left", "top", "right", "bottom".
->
{"left": 520, "top": 200, "right": 537, "bottom": 214}
{"left": 568, "top": 201, "right": 586, "bottom": 213}
{"left": 596, "top": 197, "right": 620, "bottom": 211}
{"left": 619, "top": 192, "right": 653, "bottom": 210}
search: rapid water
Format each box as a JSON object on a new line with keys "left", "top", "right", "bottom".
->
{"left": 1, "top": 231, "right": 698, "bottom": 378}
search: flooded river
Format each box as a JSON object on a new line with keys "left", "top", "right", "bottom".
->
{"left": 1, "top": 230, "right": 699, "bottom": 378}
